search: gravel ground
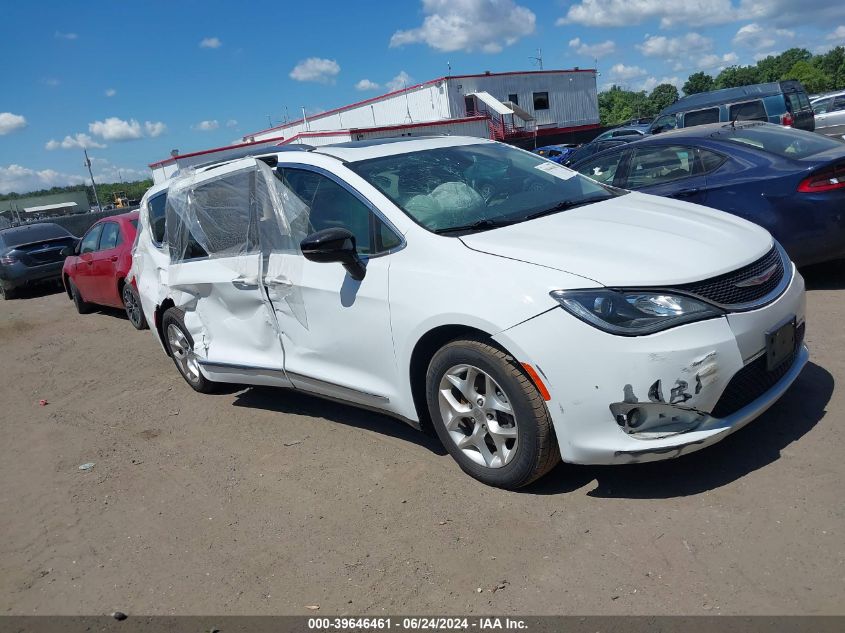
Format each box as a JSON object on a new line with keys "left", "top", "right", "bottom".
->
{"left": 1, "top": 265, "right": 843, "bottom": 616}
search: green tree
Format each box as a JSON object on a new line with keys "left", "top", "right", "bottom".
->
{"left": 649, "top": 83, "right": 679, "bottom": 112}
{"left": 813, "top": 46, "right": 845, "bottom": 90}
{"left": 598, "top": 85, "right": 653, "bottom": 126}
{"left": 682, "top": 72, "right": 715, "bottom": 95}
{"left": 784, "top": 60, "right": 831, "bottom": 93}
{"left": 714, "top": 65, "right": 761, "bottom": 89}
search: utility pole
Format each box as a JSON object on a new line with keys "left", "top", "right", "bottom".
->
{"left": 529, "top": 48, "right": 543, "bottom": 70}
{"left": 83, "top": 149, "right": 101, "bottom": 212}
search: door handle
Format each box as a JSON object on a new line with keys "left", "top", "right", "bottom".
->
{"left": 232, "top": 276, "right": 259, "bottom": 289}
{"left": 672, "top": 188, "right": 700, "bottom": 198}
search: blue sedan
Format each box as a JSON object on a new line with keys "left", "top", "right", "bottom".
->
{"left": 569, "top": 122, "right": 845, "bottom": 266}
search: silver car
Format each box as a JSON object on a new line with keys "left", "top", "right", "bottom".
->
{"left": 811, "top": 92, "right": 845, "bottom": 140}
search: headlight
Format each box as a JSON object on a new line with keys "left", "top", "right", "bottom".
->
{"left": 550, "top": 289, "right": 722, "bottom": 335}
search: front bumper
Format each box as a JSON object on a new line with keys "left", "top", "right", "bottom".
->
{"left": 494, "top": 267, "right": 807, "bottom": 465}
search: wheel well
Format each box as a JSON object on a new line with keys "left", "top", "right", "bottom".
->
{"left": 117, "top": 277, "right": 126, "bottom": 301}
{"left": 155, "top": 298, "right": 176, "bottom": 356}
{"left": 408, "top": 324, "right": 494, "bottom": 433}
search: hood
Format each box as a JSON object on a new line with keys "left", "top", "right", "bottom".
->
{"left": 460, "top": 192, "right": 773, "bottom": 287}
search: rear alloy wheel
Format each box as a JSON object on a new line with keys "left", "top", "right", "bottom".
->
{"left": 122, "top": 283, "right": 148, "bottom": 330}
{"left": 69, "top": 279, "right": 93, "bottom": 314}
{"left": 426, "top": 338, "right": 560, "bottom": 489}
{"left": 161, "top": 307, "right": 218, "bottom": 394}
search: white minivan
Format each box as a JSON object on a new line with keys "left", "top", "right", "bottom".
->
{"left": 131, "top": 137, "right": 807, "bottom": 489}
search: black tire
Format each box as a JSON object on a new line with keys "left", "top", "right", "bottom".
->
{"left": 161, "top": 307, "right": 218, "bottom": 394}
{"left": 426, "top": 337, "right": 560, "bottom": 489}
{"left": 122, "top": 283, "right": 148, "bottom": 330}
{"left": 68, "top": 279, "right": 93, "bottom": 314}
{"left": 0, "top": 284, "right": 14, "bottom": 300}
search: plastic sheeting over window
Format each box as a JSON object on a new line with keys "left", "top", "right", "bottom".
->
{"left": 161, "top": 158, "right": 311, "bottom": 330}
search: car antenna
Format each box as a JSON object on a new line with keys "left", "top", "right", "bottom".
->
{"left": 730, "top": 110, "right": 740, "bottom": 130}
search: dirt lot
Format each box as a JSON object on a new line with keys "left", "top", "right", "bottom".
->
{"left": 1, "top": 266, "right": 843, "bottom": 616}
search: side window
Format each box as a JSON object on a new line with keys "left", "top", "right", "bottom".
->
{"left": 99, "top": 222, "right": 121, "bottom": 251}
{"left": 278, "top": 168, "right": 400, "bottom": 255}
{"left": 148, "top": 193, "right": 167, "bottom": 245}
{"left": 651, "top": 114, "right": 678, "bottom": 133}
{"left": 833, "top": 96, "right": 845, "bottom": 112}
{"left": 532, "top": 91, "right": 549, "bottom": 110}
{"left": 627, "top": 145, "right": 697, "bottom": 188}
{"left": 507, "top": 93, "right": 518, "bottom": 105}
{"left": 576, "top": 151, "right": 625, "bottom": 185}
{"left": 683, "top": 108, "right": 720, "bottom": 127}
{"left": 168, "top": 169, "right": 256, "bottom": 262}
{"left": 698, "top": 149, "right": 726, "bottom": 174}
{"left": 729, "top": 100, "right": 766, "bottom": 122}
{"left": 80, "top": 224, "right": 103, "bottom": 254}
{"left": 813, "top": 98, "right": 832, "bottom": 114}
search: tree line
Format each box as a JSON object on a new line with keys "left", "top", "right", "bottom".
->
{"left": 599, "top": 46, "right": 845, "bottom": 127}
{"left": 0, "top": 179, "right": 153, "bottom": 207}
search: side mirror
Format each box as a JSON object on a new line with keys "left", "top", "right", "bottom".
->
{"left": 60, "top": 240, "right": 79, "bottom": 257}
{"left": 300, "top": 227, "right": 366, "bottom": 281}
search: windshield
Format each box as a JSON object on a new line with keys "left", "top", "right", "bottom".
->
{"left": 713, "top": 123, "right": 844, "bottom": 159}
{"left": 348, "top": 142, "right": 621, "bottom": 234}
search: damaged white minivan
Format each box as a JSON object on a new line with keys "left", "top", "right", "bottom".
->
{"left": 130, "top": 136, "right": 807, "bottom": 489}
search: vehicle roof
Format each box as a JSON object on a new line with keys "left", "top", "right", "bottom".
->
{"left": 93, "top": 210, "right": 140, "bottom": 225}
{"left": 630, "top": 120, "right": 767, "bottom": 141}
{"left": 313, "top": 135, "right": 493, "bottom": 162}
{"left": 811, "top": 90, "right": 845, "bottom": 102}
{"left": 659, "top": 81, "right": 800, "bottom": 116}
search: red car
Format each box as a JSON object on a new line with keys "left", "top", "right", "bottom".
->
{"left": 62, "top": 211, "right": 147, "bottom": 329}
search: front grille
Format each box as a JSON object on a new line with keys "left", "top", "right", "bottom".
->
{"left": 676, "top": 246, "right": 785, "bottom": 307}
{"left": 710, "top": 322, "right": 805, "bottom": 418}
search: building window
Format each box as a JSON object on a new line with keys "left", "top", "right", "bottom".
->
{"left": 508, "top": 93, "right": 518, "bottom": 105}
{"left": 532, "top": 92, "right": 549, "bottom": 111}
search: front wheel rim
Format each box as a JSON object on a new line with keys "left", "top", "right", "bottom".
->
{"left": 123, "top": 286, "right": 141, "bottom": 326}
{"left": 438, "top": 364, "right": 518, "bottom": 468}
{"left": 167, "top": 323, "right": 200, "bottom": 384}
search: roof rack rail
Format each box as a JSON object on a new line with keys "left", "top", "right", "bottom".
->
{"left": 192, "top": 143, "right": 314, "bottom": 171}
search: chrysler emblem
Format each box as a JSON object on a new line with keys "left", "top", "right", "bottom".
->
{"left": 735, "top": 264, "right": 778, "bottom": 288}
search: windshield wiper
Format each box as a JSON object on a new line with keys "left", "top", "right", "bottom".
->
{"left": 433, "top": 218, "right": 519, "bottom": 235}
{"left": 520, "top": 195, "right": 612, "bottom": 222}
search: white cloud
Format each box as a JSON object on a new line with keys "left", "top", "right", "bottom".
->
{"left": 0, "top": 112, "right": 27, "bottom": 136}
{"left": 55, "top": 31, "right": 78, "bottom": 40}
{"left": 355, "top": 79, "right": 381, "bottom": 91}
{"left": 637, "top": 32, "right": 712, "bottom": 58}
{"left": 826, "top": 25, "right": 845, "bottom": 40}
{"left": 733, "top": 22, "right": 794, "bottom": 50}
{"left": 607, "top": 63, "right": 648, "bottom": 81}
{"left": 199, "top": 37, "right": 222, "bottom": 49}
{"left": 42, "top": 78, "right": 60, "bottom": 87}
{"left": 45, "top": 133, "right": 106, "bottom": 150}
{"left": 225, "top": 119, "right": 238, "bottom": 128}
{"left": 640, "top": 76, "right": 683, "bottom": 92}
{"left": 386, "top": 71, "right": 414, "bottom": 92}
{"left": 569, "top": 37, "right": 616, "bottom": 58}
{"left": 88, "top": 117, "right": 143, "bottom": 141}
{"left": 698, "top": 52, "right": 740, "bottom": 71}
{"left": 559, "top": 0, "right": 845, "bottom": 29}
{"left": 0, "top": 164, "right": 84, "bottom": 195}
{"left": 105, "top": 88, "right": 116, "bottom": 97}
{"left": 390, "top": 0, "right": 535, "bottom": 53}
{"left": 144, "top": 121, "right": 167, "bottom": 137}
{"left": 289, "top": 57, "right": 341, "bottom": 83}
{"left": 194, "top": 120, "right": 220, "bottom": 131}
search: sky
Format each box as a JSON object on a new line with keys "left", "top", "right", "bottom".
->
{"left": 1, "top": 0, "right": 844, "bottom": 194}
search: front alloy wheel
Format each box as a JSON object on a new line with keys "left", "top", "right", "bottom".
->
{"left": 426, "top": 337, "right": 560, "bottom": 489}
{"left": 438, "top": 364, "right": 518, "bottom": 468}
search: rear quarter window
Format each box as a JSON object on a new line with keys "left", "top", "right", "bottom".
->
{"left": 729, "top": 100, "right": 767, "bottom": 122}
{"left": 683, "top": 108, "right": 720, "bottom": 127}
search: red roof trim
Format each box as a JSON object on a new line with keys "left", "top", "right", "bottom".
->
{"left": 245, "top": 68, "right": 597, "bottom": 138}
{"left": 148, "top": 135, "right": 287, "bottom": 168}
{"left": 277, "top": 116, "right": 490, "bottom": 145}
